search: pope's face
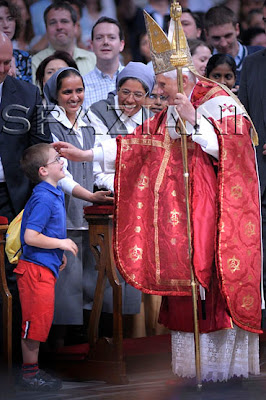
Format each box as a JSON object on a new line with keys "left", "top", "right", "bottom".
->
{"left": 156, "top": 73, "right": 177, "bottom": 104}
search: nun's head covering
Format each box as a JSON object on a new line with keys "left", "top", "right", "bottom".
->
{"left": 116, "top": 62, "right": 155, "bottom": 94}
{"left": 43, "top": 67, "right": 83, "bottom": 106}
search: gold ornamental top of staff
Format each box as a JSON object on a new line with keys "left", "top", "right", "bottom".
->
{"left": 170, "top": 1, "right": 189, "bottom": 68}
{"left": 143, "top": 1, "right": 195, "bottom": 74}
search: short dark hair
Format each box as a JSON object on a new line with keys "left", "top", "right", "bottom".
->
{"left": 36, "top": 51, "right": 79, "bottom": 94}
{"left": 44, "top": 1, "right": 78, "bottom": 26}
{"left": 91, "top": 16, "right": 124, "bottom": 41}
{"left": 21, "top": 144, "right": 52, "bottom": 184}
{"left": 206, "top": 53, "right": 237, "bottom": 78}
{"left": 205, "top": 6, "right": 238, "bottom": 32}
{"left": 0, "top": 0, "right": 21, "bottom": 40}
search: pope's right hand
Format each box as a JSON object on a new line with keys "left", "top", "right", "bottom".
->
{"left": 51, "top": 142, "right": 93, "bottom": 162}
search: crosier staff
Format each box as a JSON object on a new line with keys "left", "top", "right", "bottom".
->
{"left": 169, "top": 0, "right": 202, "bottom": 390}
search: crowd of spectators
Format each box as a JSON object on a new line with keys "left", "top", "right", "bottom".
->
{"left": 0, "top": 0, "right": 264, "bottom": 87}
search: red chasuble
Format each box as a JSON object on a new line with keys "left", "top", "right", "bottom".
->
{"left": 113, "top": 81, "right": 262, "bottom": 334}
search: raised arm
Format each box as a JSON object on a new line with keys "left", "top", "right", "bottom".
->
{"left": 52, "top": 141, "right": 94, "bottom": 162}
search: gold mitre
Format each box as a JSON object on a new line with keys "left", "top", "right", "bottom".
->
{"left": 144, "top": 1, "right": 197, "bottom": 75}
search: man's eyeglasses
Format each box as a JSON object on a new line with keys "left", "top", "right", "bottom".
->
{"left": 119, "top": 88, "right": 147, "bottom": 100}
{"left": 149, "top": 94, "right": 168, "bottom": 101}
{"left": 45, "top": 156, "right": 61, "bottom": 166}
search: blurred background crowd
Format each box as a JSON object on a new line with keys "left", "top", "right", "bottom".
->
{"left": 1, "top": 0, "right": 265, "bottom": 90}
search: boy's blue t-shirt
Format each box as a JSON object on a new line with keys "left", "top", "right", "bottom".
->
{"left": 20, "top": 181, "right": 66, "bottom": 278}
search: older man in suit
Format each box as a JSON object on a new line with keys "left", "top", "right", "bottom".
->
{"left": 0, "top": 32, "right": 52, "bottom": 221}
{"left": 0, "top": 31, "right": 52, "bottom": 361}
{"left": 238, "top": 0, "right": 266, "bottom": 329}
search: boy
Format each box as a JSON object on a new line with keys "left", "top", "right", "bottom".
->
{"left": 14, "top": 143, "right": 78, "bottom": 391}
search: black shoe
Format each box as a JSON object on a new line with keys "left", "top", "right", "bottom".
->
{"left": 20, "top": 369, "right": 62, "bottom": 391}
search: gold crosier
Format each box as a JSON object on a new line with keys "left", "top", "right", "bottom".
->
{"left": 170, "top": 2, "right": 202, "bottom": 390}
{"left": 144, "top": 1, "right": 202, "bottom": 390}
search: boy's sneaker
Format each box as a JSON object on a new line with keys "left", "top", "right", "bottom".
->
{"left": 20, "top": 369, "right": 62, "bottom": 391}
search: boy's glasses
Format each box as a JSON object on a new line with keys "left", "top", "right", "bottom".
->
{"left": 45, "top": 156, "right": 61, "bottom": 166}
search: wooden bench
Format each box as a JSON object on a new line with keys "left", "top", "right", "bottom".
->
{"left": 82, "top": 205, "right": 127, "bottom": 384}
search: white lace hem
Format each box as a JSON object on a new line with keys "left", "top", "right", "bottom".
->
{"left": 171, "top": 325, "right": 260, "bottom": 382}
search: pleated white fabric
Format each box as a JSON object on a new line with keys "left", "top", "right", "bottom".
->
{"left": 171, "top": 326, "right": 260, "bottom": 382}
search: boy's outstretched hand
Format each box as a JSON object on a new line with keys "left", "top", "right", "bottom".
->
{"left": 59, "top": 238, "right": 78, "bottom": 256}
{"left": 91, "top": 190, "right": 114, "bottom": 204}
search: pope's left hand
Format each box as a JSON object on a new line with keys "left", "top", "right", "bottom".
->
{"left": 174, "top": 93, "right": 196, "bottom": 126}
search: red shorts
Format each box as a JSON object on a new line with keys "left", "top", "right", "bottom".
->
{"left": 14, "top": 260, "right": 56, "bottom": 342}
